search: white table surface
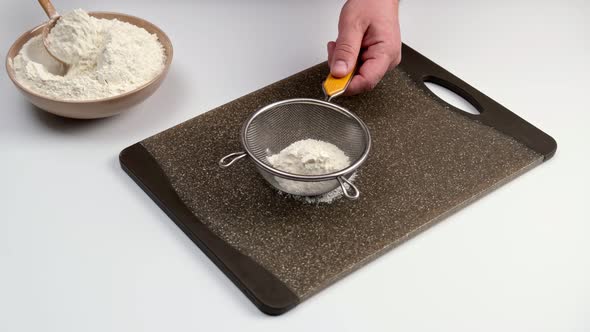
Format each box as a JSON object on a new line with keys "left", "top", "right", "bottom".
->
{"left": 1, "top": 0, "right": 589, "bottom": 331}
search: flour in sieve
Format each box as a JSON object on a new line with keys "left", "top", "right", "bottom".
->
{"left": 266, "top": 139, "right": 351, "bottom": 196}
{"left": 11, "top": 9, "right": 165, "bottom": 101}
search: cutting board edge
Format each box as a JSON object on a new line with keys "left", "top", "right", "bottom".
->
{"left": 399, "top": 44, "right": 557, "bottom": 161}
{"left": 297, "top": 155, "right": 544, "bottom": 301}
{"left": 119, "top": 143, "right": 300, "bottom": 316}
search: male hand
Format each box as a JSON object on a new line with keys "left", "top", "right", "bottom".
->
{"left": 327, "top": 0, "right": 401, "bottom": 95}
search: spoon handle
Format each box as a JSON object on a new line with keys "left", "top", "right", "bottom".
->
{"left": 38, "top": 0, "right": 59, "bottom": 19}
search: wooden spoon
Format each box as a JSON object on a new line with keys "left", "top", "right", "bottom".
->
{"left": 37, "top": 0, "right": 68, "bottom": 66}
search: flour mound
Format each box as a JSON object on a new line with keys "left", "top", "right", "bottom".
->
{"left": 267, "top": 139, "right": 350, "bottom": 175}
{"left": 266, "top": 139, "right": 351, "bottom": 196}
{"left": 46, "top": 9, "right": 100, "bottom": 65}
{"left": 12, "top": 9, "right": 165, "bottom": 101}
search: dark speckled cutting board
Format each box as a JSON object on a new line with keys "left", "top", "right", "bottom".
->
{"left": 120, "top": 45, "right": 556, "bottom": 315}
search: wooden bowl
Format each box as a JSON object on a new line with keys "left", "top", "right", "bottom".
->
{"left": 5, "top": 12, "right": 173, "bottom": 119}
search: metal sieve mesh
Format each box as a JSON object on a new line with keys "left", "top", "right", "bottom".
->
{"left": 220, "top": 98, "right": 371, "bottom": 198}
{"left": 236, "top": 98, "right": 371, "bottom": 197}
{"left": 244, "top": 98, "right": 367, "bottom": 164}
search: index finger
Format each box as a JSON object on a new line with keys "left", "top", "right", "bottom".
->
{"left": 345, "top": 54, "right": 390, "bottom": 95}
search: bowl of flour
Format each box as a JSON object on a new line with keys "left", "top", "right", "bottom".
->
{"left": 5, "top": 9, "right": 173, "bottom": 119}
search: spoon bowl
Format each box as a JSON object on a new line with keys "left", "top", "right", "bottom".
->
{"left": 41, "top": 16, "right": 68, "bottom": 65}
{"left": 37, "top": 0, "right": 68, "bottom": 66}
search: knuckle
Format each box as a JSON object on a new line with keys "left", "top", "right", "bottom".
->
{"left": 335, "top": 42, "right": 357, "bottom": 57}
{"left": 339, "top": 5, "right": 361, "bottom": 27}
{"left": 338, "top": 11, "right": 366, "bottom": 34}
{"left": 339, "top": 15, "right": 357, "bottom": 28}
{"left": 368, "top": 80, "right": 378, "bottom": 90}
{"left": 386, "top": 41, "right": 401, "bottom": 55}
{"left": 363, "top": 78, "right": 378, "bottom": 91}
{"left": 385, "top": 44, "right": 402, "bottom": 67}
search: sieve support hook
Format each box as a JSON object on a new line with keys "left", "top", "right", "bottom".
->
{"left": 219, "top": 152, "right": 247, "bottom": 168}
{"left": 338, "top": 176, "right": 360, "bottom": 200}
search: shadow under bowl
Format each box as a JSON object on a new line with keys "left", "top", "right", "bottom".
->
{"left": 5, "top": 12, "right": 173, "bottom": 119}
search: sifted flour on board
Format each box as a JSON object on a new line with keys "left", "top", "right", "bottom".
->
{"left": 11, "top": 9, "right": 165, "bottom": 101}
{"left": 266, "top": 139, "right": 352, "bottom": 201}
{"left": 279, "top": 172, "right": 358, "bottom": 204}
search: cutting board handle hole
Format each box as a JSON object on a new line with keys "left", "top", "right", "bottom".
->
{"left": 423, "top": 78, "right": 481, "bottom": 115}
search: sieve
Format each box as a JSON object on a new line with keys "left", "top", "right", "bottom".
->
{"left": 219, "top": 68, "right": 371, "bottom": 200}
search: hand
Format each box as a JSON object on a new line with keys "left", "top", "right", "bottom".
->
{"left": 327, "top": 0, "right": 401, "bottom": 95}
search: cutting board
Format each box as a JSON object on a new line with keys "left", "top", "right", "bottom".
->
{"left": 120, "top": 44, "right": 556, "bottom": 315}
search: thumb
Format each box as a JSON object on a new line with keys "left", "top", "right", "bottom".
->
{"left": 331, "top": 23, "right": 364, "bottom": 78}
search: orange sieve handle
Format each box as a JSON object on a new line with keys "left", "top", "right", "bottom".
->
{"left": 322, "top": 64, "right": 356, "bottom": 101}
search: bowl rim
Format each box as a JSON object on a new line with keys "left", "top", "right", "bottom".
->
{"left": 4, "top": 11, "right": 173, "bottom": 104}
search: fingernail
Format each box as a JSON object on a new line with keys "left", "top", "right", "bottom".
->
{"left": 332, "top": 60, "right": 348, "bottom": 76}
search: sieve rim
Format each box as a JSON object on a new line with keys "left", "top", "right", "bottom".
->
{"left": 240, "top": 98, "right": 371, "bottom": 181}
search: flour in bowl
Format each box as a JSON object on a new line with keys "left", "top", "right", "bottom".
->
{"left": 11, "top": 9, "right": 166, "bottom": 101}
{"left": 46, "top": 8, "right": 101, "bottom": 65}
{"left": 266, "top": 139, "right": 351, "bottom": 196}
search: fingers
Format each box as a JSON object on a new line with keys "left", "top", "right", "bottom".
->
{"left": 330, "top": 17, "right": 365, "bottom": 78}
{"left": 345, "top": 43, "right": 401, "bottom": 96}
{"left": 329, "top": 0, "right": 402, "bottom": 94}
{"left": 345, "top": 60, "right": 386, "bottom": 96}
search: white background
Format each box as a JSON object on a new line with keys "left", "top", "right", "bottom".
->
{"left": 1, "top": 0, "right": 589, "bottom": 331}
